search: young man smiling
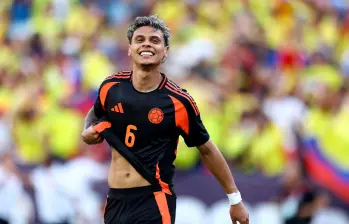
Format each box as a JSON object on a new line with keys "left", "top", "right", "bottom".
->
{"left": 82, "top": 15, "right": 249, "bottom": 224}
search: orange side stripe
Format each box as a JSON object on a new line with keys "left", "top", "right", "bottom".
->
{"left": 103, "top": 199, "right": 108, "bottom": 216}
{"left": 100, "top": 82, "right": 119, "bottom": 110}
{"left": 154, "top": 191, "right": 171, "bottom": 224}
{"left": 118, "top": 103, "right": 124, "bottom": 113}
{"left": 156, "top": 163, "right": 172, "bottom": 195}
{"left": 114, "top": 105, "right": 119, "bottom": 112}
{"left": 93, "top": 121, "right": 112, "bottom": 133}
{"left": 166, "top": 81, "right": 200, "bottom": 114}
{"left": 165, "top": 85, "right": 199, "bottom": 116}
{"left": 169, "top": 95, "right": 189, "bottom": 135}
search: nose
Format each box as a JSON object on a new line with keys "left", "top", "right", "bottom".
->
{"left": 142, "top": 39, "right": 152, "bottom": 47}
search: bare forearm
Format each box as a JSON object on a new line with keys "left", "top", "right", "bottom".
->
{"left": 198, "top": 140, "right": 238, "bottom": 193}
{"left": 82, "top": 107, "right": 104, "bottom": 145}
{"left": 84, "top": 107, "right": 98, "bottom": 130}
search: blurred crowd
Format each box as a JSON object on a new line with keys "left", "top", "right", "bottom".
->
{"left": 1, "top": 0, "right": 349, "bottom": 223}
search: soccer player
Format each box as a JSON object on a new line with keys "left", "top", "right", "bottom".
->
{"left": 82, "top": 15, "right": 249, "bottom": 224}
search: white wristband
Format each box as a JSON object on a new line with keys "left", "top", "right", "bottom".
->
{"left": 227, "top": 191, "right": 242, "bottom": 205}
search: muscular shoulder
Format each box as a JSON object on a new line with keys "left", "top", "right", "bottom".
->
{"left": 164, "top": 79, "right": 200, "bottom": 116}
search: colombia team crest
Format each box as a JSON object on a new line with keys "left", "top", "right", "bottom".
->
{"left": 148, "top": 108, "right": 164, "bottom": 124}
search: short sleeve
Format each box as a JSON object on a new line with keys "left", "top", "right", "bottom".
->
{"left": 182, "top": 107, "right": 210, "bottom": 147}
{"left": 170, "top": 93, "right": 210, "bottom": 147}
{"left": 93, "top": 92, "right": 105, "bottom": 118}
{"left": 93, "top": 78, "right": 120, "bottom": 118}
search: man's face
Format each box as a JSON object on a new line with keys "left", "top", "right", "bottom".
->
{"left": 129, "top": 26, "right": 168, "bottom": 66}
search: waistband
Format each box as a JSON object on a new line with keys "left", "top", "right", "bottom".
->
{"left": 108, "top": 185, "right": 159, "bottom": 199}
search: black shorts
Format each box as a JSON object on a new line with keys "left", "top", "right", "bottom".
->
{"left": 104, "top": 186, "right": 176, "bottom": 224}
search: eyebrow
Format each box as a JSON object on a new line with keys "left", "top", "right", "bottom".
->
{"left": 134, "top": 34, "right": 161, "bottom": 38}
{"left": 133, "top": 35, "right": 162, "bottom": 43}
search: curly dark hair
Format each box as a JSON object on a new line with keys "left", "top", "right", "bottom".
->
{"left": 127, "top": 15, "right": 170, "bottom": 47}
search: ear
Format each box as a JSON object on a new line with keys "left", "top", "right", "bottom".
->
{"left": 128, "top": 45, "right": 131, "bottom": 56}
{"left": 164, "top": 46, "right": 169, "bottom": 58}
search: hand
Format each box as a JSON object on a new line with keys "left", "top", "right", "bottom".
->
{"left": 81, "top": 126, "right": 104, "bottom": 145}
{"left": 230, "top": 202, "right": 249, "bottom": 224}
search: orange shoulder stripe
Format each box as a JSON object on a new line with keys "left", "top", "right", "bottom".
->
{"left": 104, "top": 71, "right": 132, "bottom": 80}
{"left": 114, "top": 71, "right": 132, "bottom": 77}
{"left": 166, "top": 81, "right": 200, "bottom": 114}
{"left": 169, "top": 95, "right": 189, "bottom": 135}
{"left": 169, "top": 80, "right": 199, "bottom": 111}
{"left": 112, "top": 75, "right": 130, "bottom": 79}
{"left": 159, "top": 76, "right": 167, "bottom": 89}
{"left": 119, "top": 70, "right": 132, "bottom": 75}
{"left": 113, "top": 71, "right": 132, "bottom": 77}
{"left": 166, "top": 84, "right": 199, "bottom": 116}
{"left": 167, "top": 80, "right": 180, "bottom": 89}
{"left": 100, "top": 82, "right": 119, "bottom": 110}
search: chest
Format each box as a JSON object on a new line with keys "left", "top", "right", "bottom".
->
{"left": 105, "top": 85, "right": 177, "bottom": 141}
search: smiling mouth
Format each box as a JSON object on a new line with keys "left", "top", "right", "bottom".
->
{"left": 139, "top": 51, "right": 154, "bottom": 57}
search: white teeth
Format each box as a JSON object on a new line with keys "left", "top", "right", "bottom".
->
{"left": 140, "top": 52, "right": 153, "bottom": 56}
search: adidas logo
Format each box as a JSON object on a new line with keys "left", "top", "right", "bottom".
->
{"left": 111, "top": 103, "right": 124, "bottom": 113}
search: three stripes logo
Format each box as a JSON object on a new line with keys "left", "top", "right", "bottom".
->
{"left": 111, "top": 103, "right": 124, "bottom": 113}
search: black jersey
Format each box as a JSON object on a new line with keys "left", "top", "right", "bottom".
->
{"left": 93, "top": 71, "right": 210, "bottom": 195}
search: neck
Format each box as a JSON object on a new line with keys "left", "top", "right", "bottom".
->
{"left": 132, "top": 64, "right": 162, "bottom": 92}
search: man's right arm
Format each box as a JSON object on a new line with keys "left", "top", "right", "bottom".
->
{"left": 84, "top": 107, "right": 99, "bottom": 130}
{"left": 82, "top": 76, "right": 118, "bottom": 144}
{"left": 81, "top": 107, "right": 104, "bottom": 144}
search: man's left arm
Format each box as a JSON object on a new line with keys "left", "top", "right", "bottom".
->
{"left": 197, "top": 139, "right": 237, "bottom": 193}
{"left": 176, "top": 90, "right": 248, "bottom": 223}
{"left": 197, "top": 139, "right": 249, "bottom": 224}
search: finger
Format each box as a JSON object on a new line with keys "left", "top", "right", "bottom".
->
{"left": 90, "top": 125, "right": 99, "bottom": 133}
{"left": 97, "top": 136, "right": 104, "bottom": 143}
{"left": 81, "top": 135, "right": 88, "bottom": 143}
{"left": 239, "top": 218, "right": 248, "bottom": 224}
{"left": 89, "top": 136, "right": 101, "bottom": 143}
{"left": 93, "top": 133, "right": 101, "bottom": 138}
{"left": 232, "top": 220, "right": 237, "bottom": 224}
